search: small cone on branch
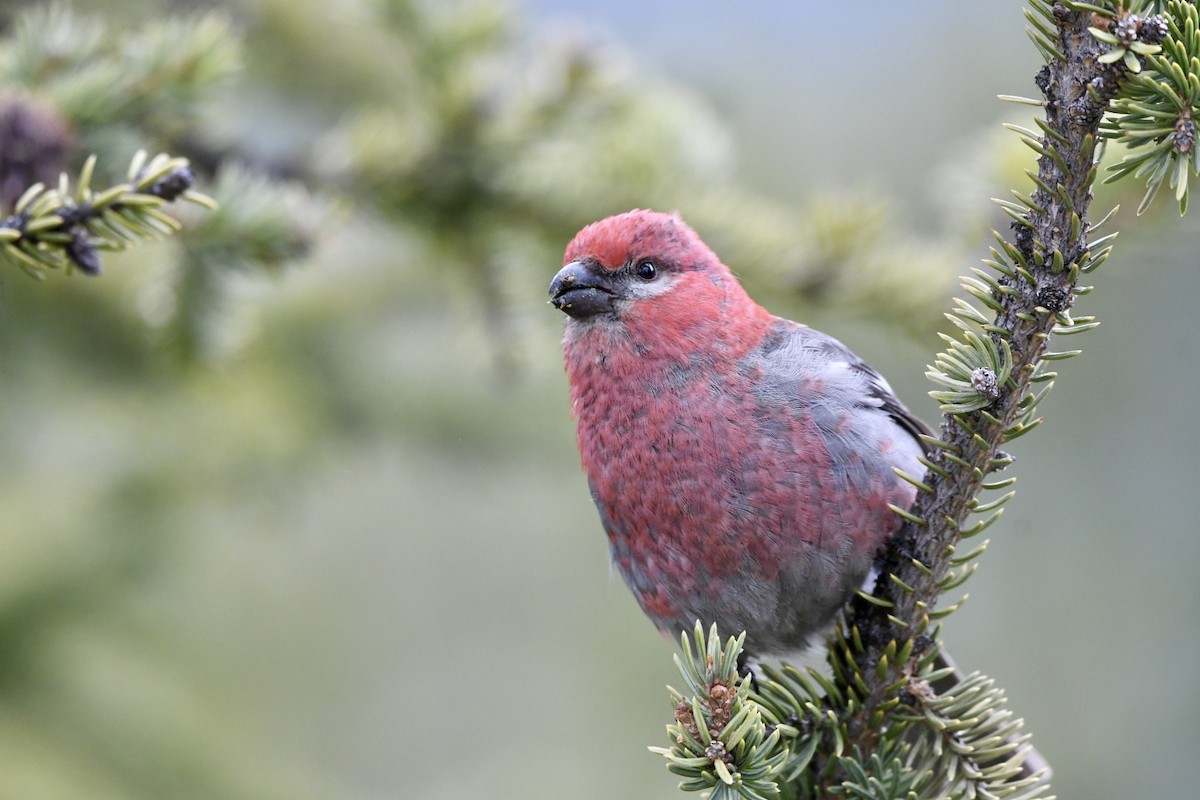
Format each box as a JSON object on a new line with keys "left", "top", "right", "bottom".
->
{"left": 0, "top": 94, "right": 73, "bottom": 212}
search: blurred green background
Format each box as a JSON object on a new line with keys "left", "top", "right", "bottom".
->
{"left": 0, "top": 1, "right": 1196, "bottom": 798}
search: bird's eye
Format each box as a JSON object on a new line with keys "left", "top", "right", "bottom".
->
{"left": 635, "top": 260, "right": 658, "bottom": 281}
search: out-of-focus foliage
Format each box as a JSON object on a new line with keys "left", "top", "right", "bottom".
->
{"left": 0, "top": 4, "right": 238, "bottom": 145}
{"left": 0, "top": 3, "right": 323, "bottom": 360}
{"left": 0, "top": 0, "right": 967, "bottom": 369}
{"left": 1, "top": 1, "right": 1191, "bottom": 800}
{"left": 289, "top": 0, "right": 964, "bottom": 362}
{"left": 0, "top": 2, "right": 968, "bottom": 797}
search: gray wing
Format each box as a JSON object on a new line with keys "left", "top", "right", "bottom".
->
{"left": 847, "top": 350, "right": 933, "bottom": 450}
{"left": 752, "top": 320, "right": 932, "bottom": 463}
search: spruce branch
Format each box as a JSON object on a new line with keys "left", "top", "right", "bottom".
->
{"left": 0, "top": 150, "right": 214, "bottom": 279}
{"left": 838, "top": 0, "right": 1181, "bottom": 787}
{"left": 652, "top": 624, "right": 787, "bottom": 800}
{"left": 656, "top": 2, "right": 1199, "bottom": 797}
{"left": 1101, "top": 1, "right": 1200, "bottom": 212}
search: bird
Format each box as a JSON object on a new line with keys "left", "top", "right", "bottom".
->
{"left": 549, "top": 209, "right": 929, "bottom": 661}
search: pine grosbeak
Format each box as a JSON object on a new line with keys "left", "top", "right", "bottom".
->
{"left": 550, "top": 209, "right": 927, "bottom": 659}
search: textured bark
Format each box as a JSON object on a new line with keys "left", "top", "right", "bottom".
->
{"left": 844, "top": 2, "right": 1115, "bottom": 753}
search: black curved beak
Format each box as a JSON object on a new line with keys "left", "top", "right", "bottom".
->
{"left": 549, "top": 260, "right": 616, "bottom": 319}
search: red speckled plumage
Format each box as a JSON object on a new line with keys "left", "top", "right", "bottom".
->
{"left": 552, "top": 210, "right": 927, "bottom": 657}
